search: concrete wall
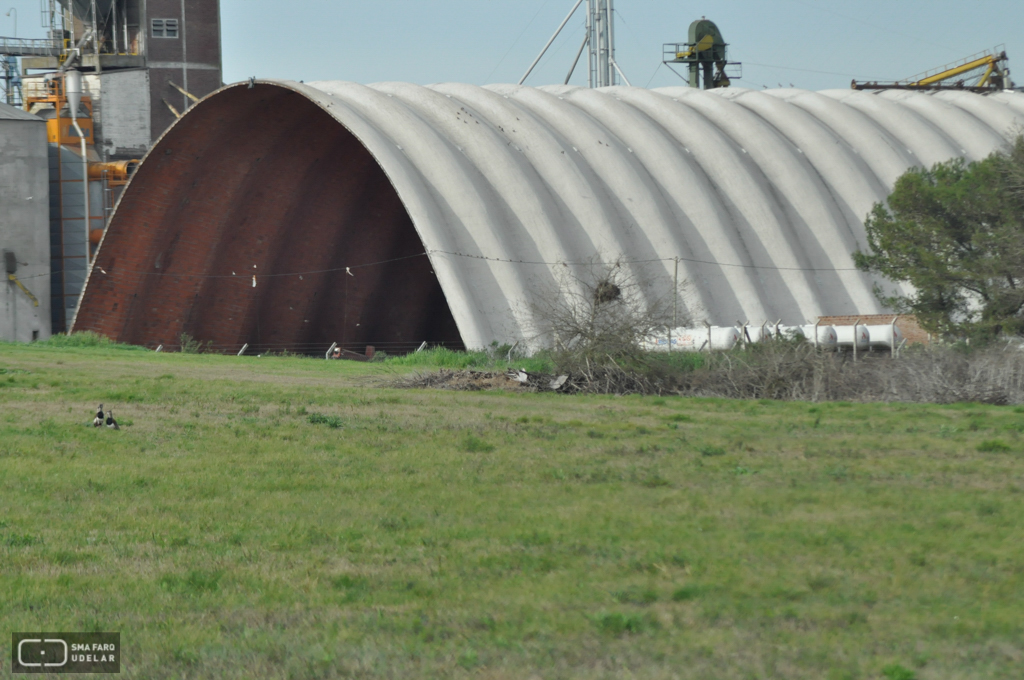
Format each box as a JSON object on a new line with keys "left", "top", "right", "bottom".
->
{"left": 0, "top": 115, "right": 51, "bottom": 341}
{"left": 78, "top": 70, "right": 152, "bottom": 161}
{"left": 99, "top": 69, "right": 152, "bottom": 160}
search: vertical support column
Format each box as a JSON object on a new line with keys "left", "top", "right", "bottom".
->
{"left": 587, "top": 0, "right": 614, "bottom": 87}
{"left": 180, "top": 0, "right": 189, "bottom": 110}
{"left": 90, "top": 0, "right": 100, "bottom": 71}
{"left": 602, "top": 0, "right": 610, "bottom": 86}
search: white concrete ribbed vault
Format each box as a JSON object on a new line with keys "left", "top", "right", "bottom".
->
{"left": 111, "top": 81, "right": 1024, "bottom": 350}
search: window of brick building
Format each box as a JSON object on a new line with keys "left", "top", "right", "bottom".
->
{"left": 151, "top": 18, "right": 179, "bottom": 38}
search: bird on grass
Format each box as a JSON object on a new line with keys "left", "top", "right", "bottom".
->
{"left": 92, "top": 404, "right": 104, "bottom": 427}
{"left": 105, "top": 409, "right": 120, "bottom": 431}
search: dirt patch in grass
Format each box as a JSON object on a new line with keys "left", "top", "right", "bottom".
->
{"left": 394, "top": 369, "right": 532, "bottom": 392}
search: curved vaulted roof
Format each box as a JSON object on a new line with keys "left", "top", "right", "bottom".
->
{"left": 73, "top": 81, "right": 1024, "bottom": 351}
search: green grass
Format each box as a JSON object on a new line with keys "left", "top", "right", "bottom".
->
{"left": 0, "top": 341, "right": 1022, "bottom": 678}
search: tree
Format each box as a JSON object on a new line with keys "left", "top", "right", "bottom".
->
{"left": 854, "top": 136, "right": 1024, "bottom": 338}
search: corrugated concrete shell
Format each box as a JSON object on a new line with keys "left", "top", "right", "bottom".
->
{"left": 73, "top": 82, "right": 1024, "bottom": 351}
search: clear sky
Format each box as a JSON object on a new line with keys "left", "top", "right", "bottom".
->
{"left": 218, "top": 0, "right": 1024, "bottom": 90}
{"left": 3, "top": 1, "right": 1023, "bottom": 91}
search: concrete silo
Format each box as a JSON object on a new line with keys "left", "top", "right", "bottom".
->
{"left": 0, "top": 101, "right": 49, "bottom": 341}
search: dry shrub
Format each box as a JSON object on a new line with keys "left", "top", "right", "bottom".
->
{"left": 529, "top": 258, "right": 689, "bottom": 377}
{"left": 676, "top": 342, "right": 1024, "bottom": 404}
{"left": 395, "top": 343, "right": 1024, "bottom": 404}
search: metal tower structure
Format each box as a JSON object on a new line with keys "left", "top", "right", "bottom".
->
{"left": 520, "top": 0, "right": 630, "bottom": 87}
{"left": 663, "top": 19, "right": 741, "bottom": 90}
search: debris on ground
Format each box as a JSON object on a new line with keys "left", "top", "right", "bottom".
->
{"left": 393, "top": 369, "right": 572, "bottom": 392}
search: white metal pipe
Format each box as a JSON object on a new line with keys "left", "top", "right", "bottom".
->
{"left": 90, "top": 0, "right": 98, "bottom": 63}
{"left": 586, "top": 0, "right": 593, "bottom": 88}
{"left": 599, "top": 0, "right": 609, "bottom": 86}
{"left": 111, "top": 0, "right": 117, "bottom": 54}
{"left": 180, "top": 0, "right": 188, "bottom": 108}
{"left": 607, "top": 0, "right": 615, "bottom": 85}
{"left": 519, "top": 0, "right": 584, "bottom": 85}
{"left": 610, "top": 57, "right": 631, "bottom": 86}
{"left": 564, "top": 33, "right": 588, "bottom": 84}
{"left": 73, "top": 119, "right": 89, "bottom": 265}
{"left": 65, "top": 71, "right": 90, "bottom": 266}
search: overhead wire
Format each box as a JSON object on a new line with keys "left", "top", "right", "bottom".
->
{"left": 782, "top": 0, "right": 962, "bottom": 56}
{"left": 86, "top": 245, "right": 864, "bottom": 283}
{"left": 534, "top": 17, "right": 586, "bottom": 80}
{"left": 485, "top": 0, "right": 557, "bottom": 84}
{"left": 741, "top": 60, "right": 886, "bottom": 81}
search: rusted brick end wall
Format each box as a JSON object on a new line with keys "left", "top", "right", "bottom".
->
{"left": 74, "top": 84, "right": 463, "bottom": 353}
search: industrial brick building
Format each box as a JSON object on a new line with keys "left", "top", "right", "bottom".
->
{"left": 9, "top": 0, "right": 223, "bottom": 160}
{"left": 1, "top": 0, "right": 223, "bottom": 335}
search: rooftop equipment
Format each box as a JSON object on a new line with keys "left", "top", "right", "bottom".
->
{"left": 663, "top": 18, "right": 742, "bottom": 89}
{"left": 852, "top": 46, "right": 1013, "bottom": 91}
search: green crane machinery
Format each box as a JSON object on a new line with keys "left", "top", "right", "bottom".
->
{"left": 663, "top": 19, "right": 741, "bottom": 89}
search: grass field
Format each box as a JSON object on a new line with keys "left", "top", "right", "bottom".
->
{"left": 1, "top": 340, "right": 1022, "bottom": 679}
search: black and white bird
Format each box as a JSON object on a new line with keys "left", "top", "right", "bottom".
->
{"left": 105, "top": 409, "right": 120, "bottom": 431}
{"left": 93, "top": 404, "right": 104, "bottom": 427}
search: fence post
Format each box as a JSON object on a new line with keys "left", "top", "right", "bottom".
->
{"left": 670, "top": 256, "right": 678, "bottom": 352}
{"left": 891, "top": 316, "right": 899, "bottom": 358}
{"left": 853, "top": 319, "right": 861, "bottom": 362}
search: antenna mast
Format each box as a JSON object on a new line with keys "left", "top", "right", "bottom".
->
{"left": 587, "top": 0, "right": 615, "bottom": 87}
{"left": 520, "top": 0, "right": 628, "bottom": 88}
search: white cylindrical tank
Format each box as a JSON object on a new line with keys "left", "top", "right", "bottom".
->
{"left": 740, "top": 324, "right": 774, "bottom": 343}
{"left": 776, "top": 324, "right": 838, "bottom": 347}
{"left": 864, "top": 324, "right": 903, "bottom": 350}
{"left": 834, "top": 325, "right": 871, "bottom": 350}
{"left": 776, "top": 324, "right": 802, "bottom": 341}
{"left": 709, "top": 326, "right": 741, "bottom": 350}
{"left": 798, "top": 324, "right": 838, "bottom": 347}
{"left": 642, "top": 328, "right": 705, "bottom": 352}
{"left": 670, "top": 328, "right": 707, "bottom": 351}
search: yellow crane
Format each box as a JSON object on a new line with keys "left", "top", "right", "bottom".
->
{"left": 852, "top": 47, "right": 1013, "bottom": 91}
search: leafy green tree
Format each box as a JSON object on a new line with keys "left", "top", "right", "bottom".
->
{"left": 854, "top": 136, "right": 1024, "bottom": 338}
